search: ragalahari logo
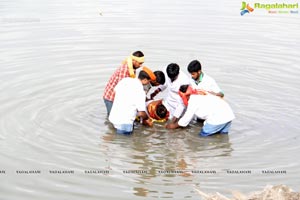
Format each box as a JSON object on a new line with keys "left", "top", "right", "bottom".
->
{"left": 240, "top": 2, "right": 254, "bottom": 15}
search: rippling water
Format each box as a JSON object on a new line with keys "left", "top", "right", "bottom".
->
{"left": 1, "top": 0, "right": 300, "bottom": 199}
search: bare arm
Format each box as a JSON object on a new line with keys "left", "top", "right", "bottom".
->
{"left": 149, "top": 88, "right": 162, "bottom": 100}
{"left": 170, "top": 116, "right": 179, "bottom": 123}
{"left": 137, "top": 111, "right": 148, "bottom": 120}
{"left": 166, "top": 121, "right": 180, "bottom": 129}
{"left": 208, "top": 91, "right": 224, "bottom": 98}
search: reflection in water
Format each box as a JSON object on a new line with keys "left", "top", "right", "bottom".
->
{"left": 101, "top": 120, "right": 233, "bottom": 197}
{"left": 133, "top": 187, "right": 148, "bottom": 197}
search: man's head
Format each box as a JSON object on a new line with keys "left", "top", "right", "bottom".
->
{"left": 138, "top": 66, "right": 156, "bottom": 85}
{"left": 155, "top": 104, "right": 168, "bottom": 119}
{"left": 179, "top": 84, "right": 193, "bottom": 106}
{"left": 147, "top": 100, "right": 169, "bottom": 120}
{"left": 150, "top": 70, "right": 165, "bottom": 86}
{"left": 166, "top": 63, "right": 180, "bottom": 82}
{"left": 187, "top": 60, "right": 202, "bottom": 81}
{"left": 131, "top": 51, "right": 145, "bottom": 69}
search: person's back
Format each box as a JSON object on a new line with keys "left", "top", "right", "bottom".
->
{"left": 109, "top": 68, "right": 155, "bottom": 134}
{"left": 187, "top": 94, "right": 234, "bottom": 125}
{"left": 166, "top": 85, "right": 234, "bottom": 136}
{"left": 109, "top": 77, "right": 145, "bottom": 125}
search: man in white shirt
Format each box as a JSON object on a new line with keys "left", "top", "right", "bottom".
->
{"left": 166, "top": 85, "right": 235, "bottom": 136}
{"left": 149, "top": 63, "right": 191, "bottom": 122}
{"left": 109, "top": 67, "right": 156, "bottom": 134}
{"left": 187, "top": 60, "right": 224, "bottom": 98}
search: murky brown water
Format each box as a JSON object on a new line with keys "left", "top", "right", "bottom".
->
{"left": 1, "top": 0, "right": 300, "bottom": 199}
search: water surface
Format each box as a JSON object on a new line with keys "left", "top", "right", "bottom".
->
{"left": 0, "top": 0, "right": 300, "bottom": 199}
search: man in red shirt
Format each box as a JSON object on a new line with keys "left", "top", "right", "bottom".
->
{"left": 103, "top": 51, "right": 145, "bottom": 116}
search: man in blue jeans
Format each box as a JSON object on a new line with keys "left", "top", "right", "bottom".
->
{"left": 166, "top": 85, "right": 235, "bottom": 136}
{"left": 109, "top": 67, "right": 156, "bottom": 134}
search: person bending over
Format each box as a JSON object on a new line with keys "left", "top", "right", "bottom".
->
{"left": 109, "top": 68, "right": 156, "bottom": 134}
{"left": 166, "top": 85, "right": 234, "bottom": 136}
{"left": 143, "top": 99, "right": 169, "bottom": 126}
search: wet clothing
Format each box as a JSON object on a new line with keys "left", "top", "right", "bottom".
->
{"left": 109, "top": 78, "right": 146, "bottom": 134}
{"left": 103, "top": 98, "right": 113, "bottom": 117}
{"left": 200, "top": 121, "right": 232, "bottom": 136}
{"left": 178, "top": 94, "right": 234, "bottom": 136}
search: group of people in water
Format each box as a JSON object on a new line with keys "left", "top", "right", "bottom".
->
{"left": 103, "top": 50, "right": 235, "bottom": 136}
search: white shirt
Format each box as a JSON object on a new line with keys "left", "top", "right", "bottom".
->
{"left": 191, "top": 73, "right": 222, "bottom": 93}
{"left": 178, "top": 94, "right": 235, "bottom": 127}
{"left": 162, "top": 70, "right": 191, "bottom": 118}
{"left": 109, "top": 77, "right": 146, "bottom": 125}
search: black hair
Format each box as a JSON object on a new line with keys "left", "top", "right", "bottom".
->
{"left": 154, "top": 70, "right": 165, "bottom": 85}
{"left": 179, "top": 84, "right": 190, "bottom": 93}
{"left": 187, "top": 60, "right": 201, "bottom": 73}
{"left": 156, "top": 104, "right": 168, "bottom": 119}
{"left": 138, "top": 70, "right": 151, "bottom": 80}
{"left": 132, "top": 51, "right": 144, "bottom": 57}
{"left": 166, "top": 63, "right": 180, "bottom": 81}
